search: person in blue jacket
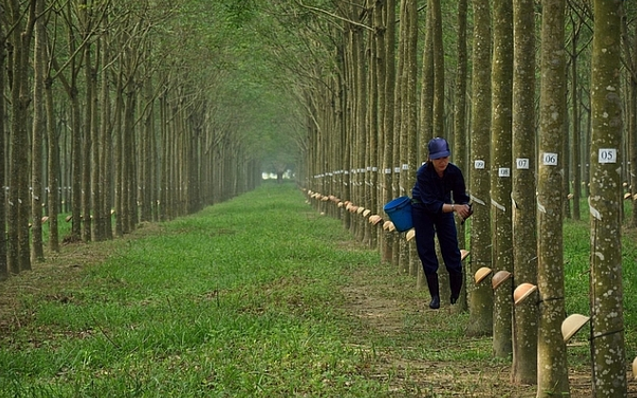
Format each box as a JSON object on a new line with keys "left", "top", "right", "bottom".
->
{"left": 411, "top": 137, "right": 471, "bottom": 309}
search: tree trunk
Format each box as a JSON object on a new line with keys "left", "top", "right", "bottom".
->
{"left": 589, "top": 1, "right": 627, "bottom": 396}
{"left": 512, "top": 0, "right": 538, "bottom": 385}
{"left": 100, "top": 25, "right": 113, "bottom": 240}
{"left": 353, "top": 20, "right": 367, "bottom": 242}
{"left": 366, "top": 8, "right": 378, "bottom": 249}
{"left": 9, "top": 0, "right": 36, "bottom": 273}
{"left": 159, "top": 89, "right": 169, "bottom": 221}
{"left": 430, "top": 0, "right": 444, "bottom": 140}
{"left": 491, "top": 0, "right": 514, "bottom": 358}
{"left": 390, "top": 0, "right": 405, "bottom": 268}
{"left": 570, "top": 13, "right": 582, "bottom": 221}
{"left": 89, "top": 37, "right": 103, "bottom": 242}
{"left": 0, "top": 10, "right": 7, "bottom": 280}
{"left": 82, "top": 39, "right": 94, "bottom": 242}
{"left": 141, "top": 76, "right": 154, "bottom": 222}
{"left": 419, "top": 4, "right": 434, "bottom": 146}
{"left": 537, "top": 0, "right": 570, "bottom": 396}
{"left": 123, "top": 88, "right": 137, "bottom": 233}
{"left": 44, "top": 48, "right": 60, "bottom": 253}
{"left": 374, "top": 1, "right": 386, "bottom": 238}
{"left": 467, "top": 0, "right": 493, "bottom": 336}
{"left": 114, "top": 71, "right": 125, "bottom": 235}
{"left": 381, "top": 0, "right": 396, "bottom": 265}
{"left": 627, "top": 17, "right": 637, "bottom": 228}
{"left": 31, "top": 0, "right": 46, "bottom": 262}
{"left": 400, "top": 0, "right": 416, "bottom": 275}
{"left": 453, "top": 0, "right": 468, "bottom": 311}
{"left": 70, "top": 64, "right": 83, "bottom": 242}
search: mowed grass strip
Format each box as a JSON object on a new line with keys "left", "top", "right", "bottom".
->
{"left": 0, "top": 183, "right": 384, "bottom": 397}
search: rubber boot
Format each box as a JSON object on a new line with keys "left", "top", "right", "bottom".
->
{"left": 426, "top": 273, "right": 440, "bottom": 309}
{"left": 450, "top": 272, "right": 463, "bottom": 305}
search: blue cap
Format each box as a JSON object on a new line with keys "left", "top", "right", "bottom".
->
{"left": 428, "top": 137, "right": 450, "bottom": 160}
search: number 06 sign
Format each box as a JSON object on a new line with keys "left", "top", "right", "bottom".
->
{"left": 542, "top": 153, "right": 558, "bottom": 166}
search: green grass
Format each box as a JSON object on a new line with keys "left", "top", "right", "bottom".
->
{"left": 1, "top": 183, "right": 385, "bottom": 397}
{"left": 1, "top": 181, "right": 636, "bottom": 397}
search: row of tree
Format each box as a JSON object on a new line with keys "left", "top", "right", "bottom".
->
{"left": 1, "top": 0, "right": 305, "bottom": 280}
{"left": 1, "top": 0, "right": 633, "bottom": 396}
{"left": 296, "top": 1, "right": 630, "bottom": 397}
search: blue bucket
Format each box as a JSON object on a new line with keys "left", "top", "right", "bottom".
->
{"left": 383, "top": 196, "right": 413, "bottom": 232}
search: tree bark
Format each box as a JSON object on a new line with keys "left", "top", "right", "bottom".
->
{"left": 589, "top": 1, "right": 627, "bottom": 396}
{"left": 512, "top": 0, "right": 538, "bottom": 385}
{"left": 366, "top": 6, "right": 378, "bottom": 249}
{"left": 419, "top": 4, "right": 434, "bottom": 146}
{"left": 100, "top": 23, "right": 113, "bottom": 240}
{"left": 0, "top": 7, "right": 7, "bottom": 280}
{"left": 9, "top": 0, "right": 36, "bottom": 273}
{"left": 123, "top": 88, "right": 137, "bottom": 233}
{"left": 114, "top": 70, "right": 125, "bottom": 235}
{"left": 453, "top": 0, "right": 468, "bottom": 311}
{"left": 626, "top": 14, "right": 637, "bottom": 228}
{"left": 430, "top": 0, "right": 444, "bottom": 140}
{"left": 569, "top": 11, "right": 582, "bottom": 221}
{"left": 381, "top": 0, "right": 396, "bottom": 265}
{"left": 467, "top": 0, "right": 493, "bottom": 336}
{"left": 537, "top": 0, "right": 570, "bottom": 396}
{"left": 31, "top": 0, "right": 47, "bottom": 262}
{"left": 491, "top": 0, "right": 514, "bottom": 358}
{"left": 82, "top": 37, "right": 94, "bottom": 242}
{"left": 89, "top": 37, "right": 103, "bottom": 242}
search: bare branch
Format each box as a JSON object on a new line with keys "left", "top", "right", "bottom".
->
{"left": 294, "top": 0, "right": 373, "bottom": 32}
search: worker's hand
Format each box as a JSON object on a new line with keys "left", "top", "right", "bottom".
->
{"left": 455, "top": 204, "right": 472, "bottom": 219}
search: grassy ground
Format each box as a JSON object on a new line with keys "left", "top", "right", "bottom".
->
{"left": 0, "top": 181, "right": 635, "bottom": 397}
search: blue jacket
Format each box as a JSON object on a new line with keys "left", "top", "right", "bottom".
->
{"left": 411, "top": 162, "right": 470, "bottom": 214}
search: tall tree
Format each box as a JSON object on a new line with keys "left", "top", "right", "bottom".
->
{"left": 381, "top": 0, "right": 397, "bottom": 264}
{"left": 537, "top": 0, "right": 570, "bottom": 395}
{"left": 589, "top": 0, "right": 627, "bottom": 395}
{"left": 419, "top": 3, "right": 434, "bottom": 145}
{"left": 568, "top": 8, "right": 584, "bottom": 221}
{"left": 453, "top": 0, "right": 469, "bottom": 311}
{"left": 8, "top": 0, "right": 36, "bottom": 273}
{"left": 512, "top": 0, "right": 538, "bottom": 385}
{"left": 44, "top": 6, "right": 60, "bottom": 253}
{"left": 490, "top": 0, "right": 514, "bottom": 358}
{"left": 99, "top": 14, "right": 114, "bottom": 240}
{"left": 0, "top": 3, "right": 6, "bottom": 280}
{"left": 374, "top": 0, "right": 387, "bottom": 251}
{"left": 80, "top": 0, "right": 94, "bottom": 242}
{"left": 403, "top": 0, "right": 418, "bottom": 276}
{"left": 625, "top": 7, "right": 637, "bottom": 228}
{"left": 365, "top": 3, "right": 380, "bottom": 249}
{"left": 430, "top": 0, "right": 444, "bottom": 140}
{"left": 467, "top": 0, "right": 493, "bottom": 336}
{"left": 31, "top": 0, "right": 47, "bottom": 262}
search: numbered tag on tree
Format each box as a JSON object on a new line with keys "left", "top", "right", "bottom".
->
{"left": 598, "top": 148, "right": 617, "bottom": 164}
{"left": 542, "top": 152, "right": 558, "bottom": 166}
{"left": 498, "top": 168, "right": 511, "bottom": 178}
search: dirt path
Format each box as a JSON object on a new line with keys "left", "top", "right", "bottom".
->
{"left": 342, "top": 264, "right": 637, "bottom": 397}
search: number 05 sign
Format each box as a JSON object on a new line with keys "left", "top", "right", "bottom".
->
{"left": 598, "top": 148, "right": 617, "bottom": 164}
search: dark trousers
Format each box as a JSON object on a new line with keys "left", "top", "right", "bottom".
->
{"left": 411, "top": 203, "right": 462, "bottom": 277}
